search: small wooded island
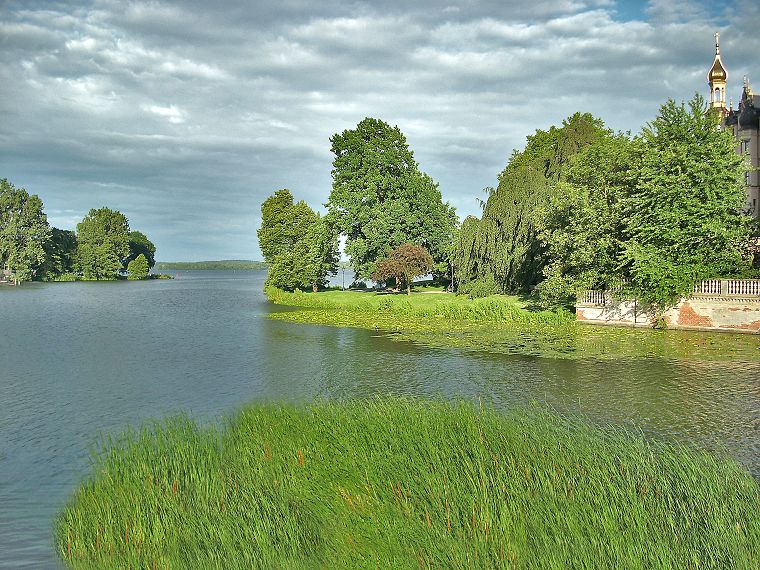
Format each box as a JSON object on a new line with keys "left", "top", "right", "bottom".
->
{"left": 0, "top": 178, "right": 161, "bottom": 283}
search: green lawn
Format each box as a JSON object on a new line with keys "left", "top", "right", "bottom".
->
{"left": 266, "top": 286, "right": 572, "bottom": 325}
{"left": 57, "top": 399, "right": 760, "bottom": 569}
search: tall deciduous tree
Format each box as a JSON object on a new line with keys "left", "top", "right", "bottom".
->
{"left": 372, "top": 243, "right": 434, "bottom": 296}
{"left": 621, "top": 94, "right": 752, "bottom": 306}
{"left": 42, "top": 228, "right": 78, "bottom": 278}
{"left": 257, "top": 189, "right": 317, "bottom": 263}
{"left": 0, "top": 178, "right": 51, "bottom": 283}
{"left": 453, "top": 113, "right": 607, "bottom": 295}
{"left": 76, "top": 207, "right": 131, "bottom": 280}
{"left": 536, "top": 132, "right": 637, "bottom": 305}
{"left": 327, "top": 118, "right": 457, "bottom": 280}
{"left": 259, "top": 190, "right": 338, "bottom": 292}
{"left": 125, "top": 231, "right": 156, "bottom": 269}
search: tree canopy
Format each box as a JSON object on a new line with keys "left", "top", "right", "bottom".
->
{"left": 517, "top": 95, "right": 753, "bottom": 308}
{"left": 620, "top": 95, "right": 752, "bottom": 305}
{"left": 127, "top": 254, "right": 150, "bottom": 280}
{"left": 76, "top": 207, "right": 131, "bottom": 280}
{"left": 0, "top": 178, "right": 51, "bottom": 283}
{"left": 327, "top": 118, "right": 457, "bottom": 280}
{"left": 372, "top": 243, "right": 434, "bottom": 295}
{"left": 126, "top": 231, "right": 156, "bottom": 269}
{"left": 452, "top": 113, "right": 608, "bottom": 295}
{"left": 535, "top": 131, "right": 637, "bottom": 305}
{"left": 42, "top": 228, "right": 78, "bottom": 278}
{"left": 259, "top": 189, "right": 338, "bottom": 292}
{"left": 257, "top": 189, "right": 317, "bottom": 263}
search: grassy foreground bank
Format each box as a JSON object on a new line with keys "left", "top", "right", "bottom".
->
{"left": 265, "top": 288, "right": 760, "bottom": 361}
{"left": 57, "top": 399, "right": 759, "bottom": 569}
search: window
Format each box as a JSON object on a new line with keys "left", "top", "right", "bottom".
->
{"left": 745, "top": 172, "right": 751, "bottom": 185}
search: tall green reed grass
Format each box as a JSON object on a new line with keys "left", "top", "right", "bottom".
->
{"left": 57, "top": 398, "right": 759, "bottom": 569}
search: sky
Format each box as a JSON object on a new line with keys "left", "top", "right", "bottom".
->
{"left": 1, "top": 0, "right": 758, "bottom": 261}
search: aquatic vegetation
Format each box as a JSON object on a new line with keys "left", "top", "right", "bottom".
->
{"left": 56, "top": 399, "right": 760, "bottom": 568}
{"left": 266, "top": 288, "right": 760, "bottom": 362}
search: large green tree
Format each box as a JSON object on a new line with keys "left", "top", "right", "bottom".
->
{"left": 76, "top": 207, "right": 131, "bottom": 280}
{"left": 0, "top": 178, "right": 51, "bottom": 283}
{"left": 453, "top": 113, "right": 608, "bottom": 294}
{"left": 257, "top": 189, "right": 317, "bottom": 263}
{"left": 42, "top": 228, "right": 78, "bottom": 278}
{"left": 125, "top": 231, "right": 156, "bottom": 269}
{"left": 259, "top": 190, "right": 338, "bottom": 291}
{"left": 536, "top": 132, "right": 637, "bottom": 305}
{"left": 620, "top": 94, "right": 752, "bottom": 306}
{"left": 327, "top": 118, "right": 457, "bottom": 280}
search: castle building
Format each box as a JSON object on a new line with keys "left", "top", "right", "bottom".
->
{"left": 708, "top": 32, "right": 760, "bottom": 219}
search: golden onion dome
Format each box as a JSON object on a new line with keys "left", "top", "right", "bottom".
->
{"left": 708, "top": 32, "right": 727, "bottom": 83}
{"left": 708, "top": 57, "right": 727, "bottom": 82}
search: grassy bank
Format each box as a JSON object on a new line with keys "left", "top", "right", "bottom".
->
{"left": 265, "top": 288, "right": 760, "bottom": 361}
{"left": 57, "top": 399, "right": 759, "bottom": 569}
{"left": 266, "top": 287, "right": 573, "bottom": 325}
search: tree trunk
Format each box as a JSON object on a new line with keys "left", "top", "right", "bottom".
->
{"left": 407, "top": 282, "right": 411, "bottom": 296}
{"left": 312, "top": 282, "right": 318, "bottom": 293}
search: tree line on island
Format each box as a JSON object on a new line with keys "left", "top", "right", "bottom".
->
{"left": 0, "top": 178, "right": 156, "bottom": 283}
{"left": 260, "top": 94, "right": 759, "bottom": 308}
{"left": 155, "top": 260, "right": 268, "bottom": 271}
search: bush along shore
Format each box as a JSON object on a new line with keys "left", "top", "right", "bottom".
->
{"left": 264, "top": 287, "right": 760, "bottom": 362}
{"left": 57, "top": 398, "right": 759, "bottom": 569}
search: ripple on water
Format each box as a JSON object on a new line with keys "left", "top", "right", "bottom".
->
{"left": 0, "top": 271, "right": 758, "bottom": 568}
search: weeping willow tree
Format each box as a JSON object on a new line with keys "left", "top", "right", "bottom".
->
{"left": 453, "top": 113, "right": 608, "bottom": 294}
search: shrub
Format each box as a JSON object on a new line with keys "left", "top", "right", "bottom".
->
{"left": 127, "top": 254, "right": 149, "bottom": 280}
{"left": 458, "top": 274, "right": 500, "bottom": 299}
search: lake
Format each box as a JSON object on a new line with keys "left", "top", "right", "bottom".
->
{"left": 1, "top": 270, "right": 758, "bottom": 569}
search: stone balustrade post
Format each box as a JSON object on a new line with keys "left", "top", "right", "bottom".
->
{"left": 720, "top": 280, "right": 728, "bottom": 296}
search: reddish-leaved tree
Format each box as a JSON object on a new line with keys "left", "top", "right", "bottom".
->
{"left": 372, "top": 244, "right": 434, "bottom": 295}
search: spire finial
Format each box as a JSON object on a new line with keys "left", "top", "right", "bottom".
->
{"left": 715, "top": 31, "right": 720, "bottom": 55}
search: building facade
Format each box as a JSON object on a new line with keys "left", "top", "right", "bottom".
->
{"left": 708, "top": 32, "right": 760, "bottom": 219}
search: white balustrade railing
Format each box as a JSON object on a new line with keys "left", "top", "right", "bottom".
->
{"left": 727, "top": 279, "right": 760, "bottom": 296}
{"left": 691, "top": 279, "right": 760, "bottom": 297}
{"left": 579, "top": 290, "right": 607, "bottom": 306}
{"left": 693, "top": 279, "right": 721, "bottom": 295}
{"left": 581, "top": 280, "right": 760, "bottom": 305}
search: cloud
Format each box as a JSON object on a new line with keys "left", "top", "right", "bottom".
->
{"left": 0, "top": 0, "right": 758, "bottom": 260}
{"left": 141, "top": 104, "right": 187, "bottom": 124}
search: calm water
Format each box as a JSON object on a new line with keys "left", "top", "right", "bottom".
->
{"left": 1, "top": 270, "right": 758, "bottom": 568}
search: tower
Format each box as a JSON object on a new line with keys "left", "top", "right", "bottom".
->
{"left": 708, "top": 32, "right": 728, "bottom": 113}
{"left": 719, "top": 37, "right": 760, "bottom": 220}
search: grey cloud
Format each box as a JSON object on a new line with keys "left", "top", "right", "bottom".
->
{"left": 0, "top": 0, "right": 757, "bottom": 260}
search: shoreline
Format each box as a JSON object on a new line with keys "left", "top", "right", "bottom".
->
{"left": 265, "top": 288, "right": 760, "bottom": 362}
